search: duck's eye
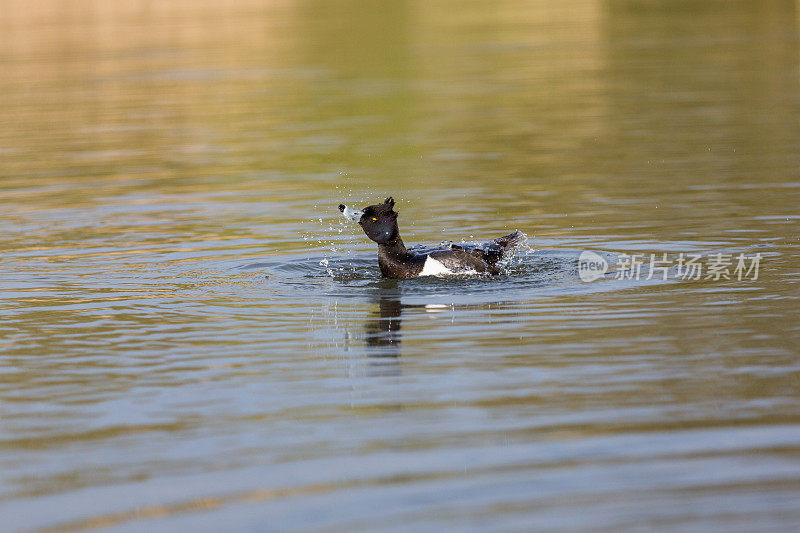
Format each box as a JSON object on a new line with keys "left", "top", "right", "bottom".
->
{"left": 371, "top": 217, "right": 377, "bottom": 221}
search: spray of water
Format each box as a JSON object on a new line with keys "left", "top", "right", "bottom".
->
{"left": 339, "top": 205, "right": 363, "bottom": 222}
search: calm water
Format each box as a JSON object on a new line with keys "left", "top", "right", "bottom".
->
{"left": 2, "top": 1, "right": 800, "bottom": 531}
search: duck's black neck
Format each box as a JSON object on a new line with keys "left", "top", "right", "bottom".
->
{"left": 377, "top": 233, "right": 421, "bottom": 278}
{"left": 377, "top": 234, "right": 409, "bottom": 256}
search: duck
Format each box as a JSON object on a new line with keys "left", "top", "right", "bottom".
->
{"left": 338, "top": 197, "right": 525, "bottom": 279}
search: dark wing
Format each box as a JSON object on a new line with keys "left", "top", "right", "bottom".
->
{"left": 414, "top": 231, "right": 525, "bottom": 273}
{"left": 453, "top": 231, "right": 525, "bottom": 267}
{"left": 451, "top": 243, "right": 504, "bottom": 265}
{"left": 429, "top": 249, "right": 496, "bottom": 274}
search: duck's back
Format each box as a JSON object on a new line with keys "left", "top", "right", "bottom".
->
{"left": 378, "top": 230, "right": 525, "bottom": 278}
{"left": 415, "top": 230, "right": 525, "bottom": 276}
{"left": 422, "top": 248, "right": 497, "bottom": 275}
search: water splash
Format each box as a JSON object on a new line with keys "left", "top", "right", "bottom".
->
{"left": 339, "top": 204, "right": 363, "bottom": 222}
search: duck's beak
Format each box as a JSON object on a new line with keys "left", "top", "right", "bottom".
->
{"left": 338, "top": 204, "right": 363, "bottom": 222}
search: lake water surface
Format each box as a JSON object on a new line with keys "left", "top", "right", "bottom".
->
{"left": 2, "top": 1, "right": 800, "bottom": 531}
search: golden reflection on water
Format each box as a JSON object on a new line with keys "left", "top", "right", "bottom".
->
{"left": 1, "top": 1, "right": 800, "bottom": 531}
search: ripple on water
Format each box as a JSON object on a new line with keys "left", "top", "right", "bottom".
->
{"left": 236, "top": 244, "right": 684, "bottom": 307}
